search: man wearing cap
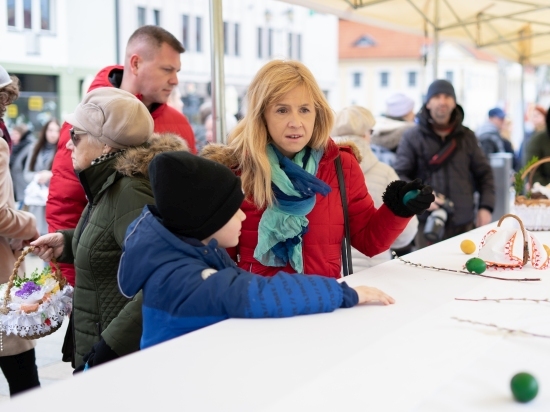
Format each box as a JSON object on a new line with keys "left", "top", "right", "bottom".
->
{"left": 32, "top": 88, "right": 188, "bottom": 370}
{"left": 476, "top": 107, "right": 518, "bottom": 170}
{"left": 394, "top": 79, "right": 495, "bottom": 249}
{"left": 371, "top": 93, "right": 416, "bottom": 168}
{"left": 46, "top": 25, "right": 196, "bottom": 288}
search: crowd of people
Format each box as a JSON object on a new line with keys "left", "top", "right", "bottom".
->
{"left": 0, "top": 22, "right": 548, "bottom": 399}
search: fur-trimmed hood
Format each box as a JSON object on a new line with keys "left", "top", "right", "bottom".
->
{"left": 200, "top": 140, "right": 362, "bottom": 168}
{"left": 114, "top": 132, "right": 189, "bottom": 178}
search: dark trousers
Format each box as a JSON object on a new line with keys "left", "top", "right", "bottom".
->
{"left": 0, "top": 348, "right": 40, "bottom": 396}
{"left": 415, "top": 220, "right": 475, "bottom": 250}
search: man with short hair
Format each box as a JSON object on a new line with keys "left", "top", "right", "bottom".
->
{"left": 394, "top": 79, "right": 495, "bottom": 249}
{"left": 476, "top": 107, "right": 518, "bottom": 170}
{"left": 47, "top": 25, "right": 196, "bottom": 288}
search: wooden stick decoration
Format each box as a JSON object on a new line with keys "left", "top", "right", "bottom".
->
{"left": 392, "top": 252, "right": 541, "bottom": 282}
{"left": 452, "top": 317, "right": 550, "bottom": 339}
{"left": 455, "top": 297, "right": 550, "bottom": 304}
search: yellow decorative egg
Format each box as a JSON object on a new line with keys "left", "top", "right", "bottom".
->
{"left": 544, "top": 245, "right": 550, "bottom": 255}
{"left": 460, "top": 239, "right": 476, "bottom": 255}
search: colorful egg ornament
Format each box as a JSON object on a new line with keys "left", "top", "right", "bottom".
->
{"left": 460, "top": 239, "right": 476, "bottom": 254}
{"left": 465, "top": 257, "right": 486, "bottom": 274}
{"left": 510, "top": 372, "right": 538, "bottom": 403}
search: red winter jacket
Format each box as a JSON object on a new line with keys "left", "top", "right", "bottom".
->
{"left": 46, "top": 65, "right": 196, "bottom": 285}
{"left": 231, "top": 139, "right": 411, "bottom": 279}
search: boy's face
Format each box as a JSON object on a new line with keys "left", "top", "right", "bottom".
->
{"left": 202, "top": 209, "right": 246, "bottom": 248}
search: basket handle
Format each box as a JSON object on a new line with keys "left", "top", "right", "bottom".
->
{"left": 520, "top": 157, "right": 550, "bottom": 189}
{"left": 497, "top": 214, "right": 529, "bottom": 265}
{"left": 1, "top": 246, "right": 65, "bottom": 314}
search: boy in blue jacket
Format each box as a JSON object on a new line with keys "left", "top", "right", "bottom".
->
{"left": 118, "top": 151, "right": 395, "bottom": 349}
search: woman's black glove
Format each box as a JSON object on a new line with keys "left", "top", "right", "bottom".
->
{"left": 73, "top": 338, "right": 119, "bottom": 374}
{"left": 382, "top": 179, "right": 434, "bottom": 217}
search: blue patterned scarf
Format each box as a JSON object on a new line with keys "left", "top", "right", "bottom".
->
{"left": 254, "top": 144, "right": 331, "bottom": 272}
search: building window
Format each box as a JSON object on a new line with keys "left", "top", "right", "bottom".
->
{"left": 408, "top": 71, "right": 417, "bottom": 87}
{"left": 297, "top": 34, "right": 302, "bottom": 60}
{"left": 182, "top": 15, "right": 189, "bottom": 50}
{"left": 23, "top": 0, "right": 32, "bottom": 29}
{"left": 353, "top": 72, "right": 362, "bottom": 88}
{"left": 288, "top": 33, "right": 293, "bottom": 59}
{"left": 196, "top": 17, "right": 202, "bottom": 52}
{"left": 380, "top": 71, "right": 389, "bottom": 87}
{"left": 153, "top": 9, "right": 160, "bottom": 26}
{"left": 268, "top": 28, "right": 273, "bottom": 58}
{"left": 234, "top": 23, "right": 240, "bottom": 56}
{"left": 137, "top": 7, "right": 146, "bottom": 27}
{"left": 7, "top": 0, "right": 16, "bottom": 27}
{"left": 257, "top": 27, "right": 263, "bottom": 58}
{"left": 353, "top": 35, "right": 375, "bottom": 48}
{"left": 223, "top": 21, "right": 228, "bottom": 55}
{"left": 40, "top": 0, "right": 50, "bottom": 30}
{"left": 445, "top": 71, "right": 454, "bottom": 83}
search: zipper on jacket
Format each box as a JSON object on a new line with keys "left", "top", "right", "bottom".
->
{"left": 75, "top": 203, "right": 94, "bottom": 245}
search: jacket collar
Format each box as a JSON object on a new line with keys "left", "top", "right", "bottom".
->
{"left": 78, "top": 156, "right": 121, "bottom": 204}
{"left": 416, "top": 104, "right": 466, "bottom": 139}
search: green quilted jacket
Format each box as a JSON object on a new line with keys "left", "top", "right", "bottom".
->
{"left": 58, "top": 134, "right": 188, "bottom": 368}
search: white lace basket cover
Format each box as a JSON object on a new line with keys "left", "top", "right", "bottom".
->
{"left": 0, "top": 247, "right": 73, "bottom": 339}
{"left": 0, "top": 285, "right": 73, "bottom": 337}
{"left": 478, "top": 214, "right": 550, "bottom": 270}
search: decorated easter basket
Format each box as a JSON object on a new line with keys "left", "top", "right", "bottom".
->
{"left": 478, "top": 213, "right": 550, "bottom": 270}
{"left": 514, "top": 157, "right": 550, "bottom": 231}
{"left": 0, "top": 246, "right": 73, "bottom": 340}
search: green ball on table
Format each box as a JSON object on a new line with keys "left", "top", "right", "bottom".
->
{"left": 465, "top": 257, "right": 486, "bottom": 274}
{"left": 510, "top": 372, "right": 538, "bottom": 403}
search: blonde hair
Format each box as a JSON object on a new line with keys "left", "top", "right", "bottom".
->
{"left": 332, "top": 106, "right": 375, "bottom": 139}
{"left": 228, "top": 60, "right": 334, "bottom": 208}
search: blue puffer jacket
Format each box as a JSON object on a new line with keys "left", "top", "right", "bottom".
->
{"left": 118, "top": 206, "right": 359, "bottom": 349}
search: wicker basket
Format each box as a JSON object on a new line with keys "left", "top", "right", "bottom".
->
{"left": 0, "top": 246, "right": 73, "bottom": 340}
{"left": 514, "top": 157, "right": 550, "bottom": 230}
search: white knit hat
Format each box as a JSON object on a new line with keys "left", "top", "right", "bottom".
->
{"left": 385, "top": 93, "right": 414, "bottom": 118}
{"left": 0, "top": 65, "right": 13, "bottom": 89}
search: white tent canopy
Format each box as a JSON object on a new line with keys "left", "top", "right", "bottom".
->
{"left": 279, "top": 0, "right": 550, "bottom": 65}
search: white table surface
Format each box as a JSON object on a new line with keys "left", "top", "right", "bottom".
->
{"left": 5, "top": 220, "right": 550, "bottom": 411}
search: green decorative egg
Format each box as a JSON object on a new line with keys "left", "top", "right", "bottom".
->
{"left": 465, "top": 257, "right": 486, "bottom": 274}
{"left": 511, "top": 372, "right": 538, "bottom": 403}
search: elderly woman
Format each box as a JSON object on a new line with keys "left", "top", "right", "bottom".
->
{"left": 31, "top": 88, "right": 187, "bottom": 370}
{"left": 332, "top": 106, "right": 419, "bottom": 270}
{"left": 0, "top": 66, "right": 41, "bottom": 396}
{"left": 202, "top": 60, "right": 433, "bottom": 278}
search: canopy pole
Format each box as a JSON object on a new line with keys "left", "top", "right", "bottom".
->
{"left": 520, "top": 60, "right": 526, "bottom": 139}
{"left": 433, "top": 0, "right": 439, "bottom": 80}
{"left": 209, "top": 0, "right": 227, "bottom": 144}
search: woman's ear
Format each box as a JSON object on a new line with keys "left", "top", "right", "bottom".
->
{"left": 102, "top": 144, "right": 114, "bottom": 154}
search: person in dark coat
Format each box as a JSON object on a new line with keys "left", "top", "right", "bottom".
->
{"left": 9, "top": 124, "right": 35, "bottom": 204}
{"left": 525, "top": 107, "right": 550, "bottom": 186}
{"left": 475, "top": 107, "right": 518, "bottom": 171}
{"left": 394, "top": 79, "right": 495, "bottom": 249}
{"left": 118, "top": 151, "right": 395, "bottom": 350}
{"left": 31, "top": 88, "right": 189, "bottom": 371}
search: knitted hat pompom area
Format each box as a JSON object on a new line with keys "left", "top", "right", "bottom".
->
{"left": 148, "top": 151, "right": 245, "bottom": 241}
{"left": 425, "top": 79, "right": 456, "bottom": 103}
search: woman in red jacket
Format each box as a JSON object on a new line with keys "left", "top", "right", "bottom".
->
{"left": 202, "top": 60, "right": 434, "bottom": 279}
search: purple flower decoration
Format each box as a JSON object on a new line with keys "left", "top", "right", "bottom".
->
{"left": 15, "top": 281, "right": 41, "bottom": 299}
